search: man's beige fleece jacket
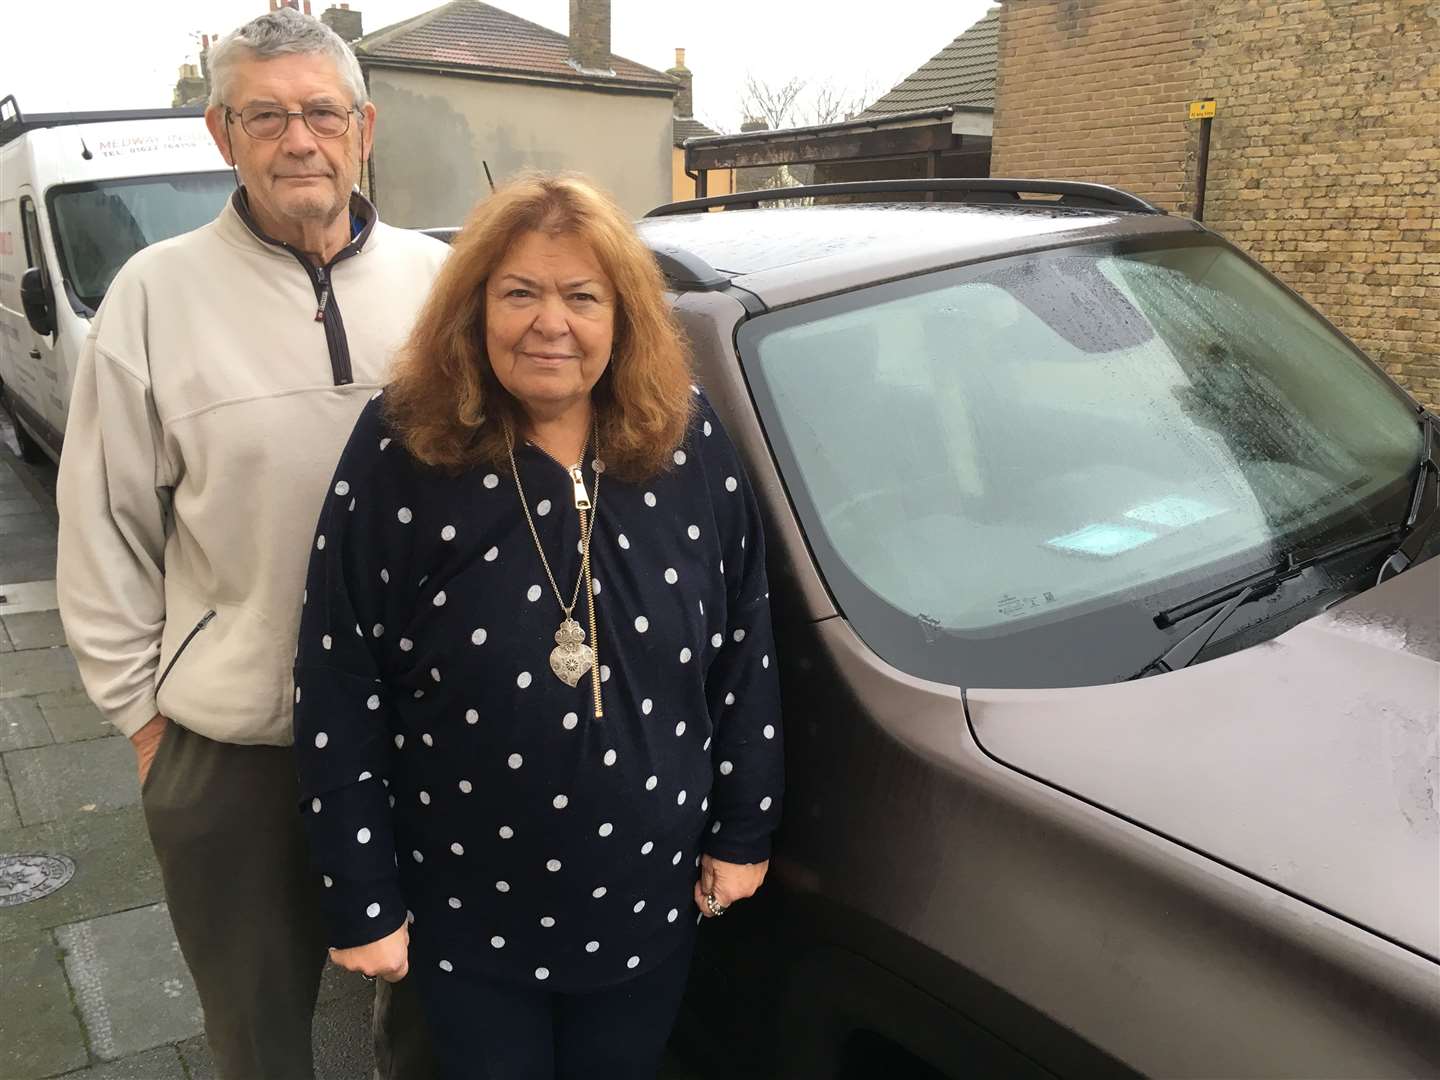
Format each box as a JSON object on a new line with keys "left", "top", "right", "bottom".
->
{"left": 56, "top": 193, "right": 448, "bottom": 745}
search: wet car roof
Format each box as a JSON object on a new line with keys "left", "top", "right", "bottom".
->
{"left": 637, "top": 201, "right": 1204, "bottom": 307}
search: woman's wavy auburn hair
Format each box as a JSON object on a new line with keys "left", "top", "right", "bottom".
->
{"left": 384, "top": 173, "right": 694, "bottom": 481}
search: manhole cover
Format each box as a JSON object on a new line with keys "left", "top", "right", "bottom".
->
{"left": 0, "top": 854, "right": 76, "bottom": 906}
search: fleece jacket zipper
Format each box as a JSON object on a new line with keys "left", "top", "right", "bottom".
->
{"left": 295, "top": 254, "right": 358, "bottom": 386}
{"left": 231, "top": 190, "right": 374, "bottom": 388}
{"left": 155, "top": 610, "right": 217, "bottom": 692}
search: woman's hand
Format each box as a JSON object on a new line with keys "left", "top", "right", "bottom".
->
{"left": 329, "top": 923, "right": 410, "bottom": 982}
{"left": 694, "top": 854, "right": 769, "bottom": 918}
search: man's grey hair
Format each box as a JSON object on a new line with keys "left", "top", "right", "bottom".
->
{"left": 208, "top": 7, "right": 368, "bottom": 109}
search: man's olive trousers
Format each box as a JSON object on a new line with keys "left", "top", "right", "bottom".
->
{"left": 141, "top": 720, "right": 435, "bottom": 1079}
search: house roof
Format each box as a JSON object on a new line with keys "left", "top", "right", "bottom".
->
{"left": 673, "top": 116, "right": 721, "bottom": 147}
{"left": 354, "top": 0, "right": 677, "bottom": 94}
{"left": 863, "top": 6, "right": 1000, "bottom": 116}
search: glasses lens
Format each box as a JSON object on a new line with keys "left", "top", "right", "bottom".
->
{"left": 240, "top": 107, "right": 288, "bottom": 139}
{"left": 305, "top": 107, "right": 351, "bottom": 138}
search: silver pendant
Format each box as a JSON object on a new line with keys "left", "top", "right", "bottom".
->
{"left": 549, "top": 618, "right": 594, "bottom": 687}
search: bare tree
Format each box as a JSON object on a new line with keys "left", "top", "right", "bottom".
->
{"left": 808, "top": 79, "right": 878, "bottom": 126}
{"left": 738, "top": 75, "right": 879, "bottom": 131}
{"left": 738, "top": 74, "right": 808, "bottom": 131}
{"left": 731, "top": 75, "right": 881, "bottom": 196}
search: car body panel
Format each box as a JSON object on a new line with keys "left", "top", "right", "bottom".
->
{"left": 679, "top": 278, "right": 1439, "bottom": 1078}
{"left": 744, "top": 610, "right": 1440, "bottom": 1078}
{"left": 657, "top": 201, "right": 1440, "bottom": 1076}
{"left": 965, "top": 552, "right": 1440, "bottom": 959}
{"left": 669, "top": 288, "right": 838, "bottom": 628}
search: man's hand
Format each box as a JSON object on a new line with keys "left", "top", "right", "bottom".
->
{"left": 694, "top": 854, "right": 769, "bottom": 918}
{"left": 330, "top": 923, "right": 410, "bottom": 982}
{"left": 131, "top": 713, "right": 169, "bottom": 786}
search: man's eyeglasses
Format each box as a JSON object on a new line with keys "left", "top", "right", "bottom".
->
{"left": 224, "top": 104, "right": 359, "bottom": 141}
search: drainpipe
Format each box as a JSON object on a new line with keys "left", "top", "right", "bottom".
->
{"left": 686, "top": 165, "right": 707, "bottom": 197}
{"left": 1188, "top": 99, "right": 1216, "bottom": 221}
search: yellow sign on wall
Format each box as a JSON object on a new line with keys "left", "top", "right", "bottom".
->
{"left": 1189, "top": 99, "right": 1217, "bottom": 120}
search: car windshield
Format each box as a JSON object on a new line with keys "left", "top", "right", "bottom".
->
{"left": 48, "top": 172, "right": 233, "bottom": 311}
{"left": 739, "top": 235, "right": 1422, "bottom": 688}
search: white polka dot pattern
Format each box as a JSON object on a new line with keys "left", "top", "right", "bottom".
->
{"left": 291, "top": 395, "right": 782, "bottom": 992}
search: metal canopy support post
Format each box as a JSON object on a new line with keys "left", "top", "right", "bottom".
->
{"left": 926, "top": 149, "right": 942, "bottom": 202}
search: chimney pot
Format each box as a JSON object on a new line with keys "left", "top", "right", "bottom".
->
{"left": 303, "top": 0, "right": 312, "bottom": 14}
{"left": 666, "top": 46, "right": 693, "bottom": 118}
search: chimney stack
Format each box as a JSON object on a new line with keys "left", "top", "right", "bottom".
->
{"left": 740, "top": 116, "right": 769, "bottom": 133}
{"left": 665, "top": 47, "right": 693, "bottom": 119}
{"left": 321, "top": 4, "right": 364, "bottom": 41}
{"left": 568, "top": 0, "right": 610, "bottom": 72}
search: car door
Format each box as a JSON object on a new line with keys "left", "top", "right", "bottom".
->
{"left": 18, "top": 190, "right": 62, "bottom": 438}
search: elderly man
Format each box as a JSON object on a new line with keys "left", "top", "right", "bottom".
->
{"left": 56, "top": 8, "right": 445, "bottom": 1078}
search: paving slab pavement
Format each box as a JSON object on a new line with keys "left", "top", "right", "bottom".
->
{"left": 7, "top": 737, "right": 138, "bottom": 827}
{"left": 0, "top": 757, "right": 19, "bottom": 831}
{"left": 0, "top": 809, "right": 164, "bottom": 944}
{"left": 0, "top": 647, "right": 85, "bottom": 700}
{"left": 4, "top": 611, "right": 67, "bottom": 651}
{"left": 1, "top": 696, "right": 52, "bottom": 752}
{"left": 0, "top": 932, "right": 91, "bottom": 1078}
{"left": 38, "top": 692, "right": 112, "bottom": 744}
{"left": 50, "top": 1046, "right": 188, "bottom": 1080}
{"left": 57, "top": 904, "right": 205, "bottom": 1062}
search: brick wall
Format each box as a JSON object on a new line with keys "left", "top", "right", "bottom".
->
{"left": 1198, "top": 1, "right": 1440, "bottom": 409}
{"left": 992, "top": 0, "right": 1440, "bottom": 409}
{"left": 992, "top": 1, "right": 1199, "bottom": 211}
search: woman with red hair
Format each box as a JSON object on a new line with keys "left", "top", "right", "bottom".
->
{"left": 292, "top": 174, "right": 784, "bottom": 1077}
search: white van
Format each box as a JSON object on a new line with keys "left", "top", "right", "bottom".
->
{"left": 0, "top": 96, "right": 234, "bottom": 463}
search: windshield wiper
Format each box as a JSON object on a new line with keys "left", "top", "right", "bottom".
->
{"left": 1135, "top": 526, "right": 1404, "bottom": 680}
{"left": 1377, "top": 414, "right": 1440, "bottom": 583}
{"left": 1135, "top": 581, "right": 1266, "bottom": 677}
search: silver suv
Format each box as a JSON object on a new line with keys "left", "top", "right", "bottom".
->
{"left": 630, "top": 180, "right": 1439, "bottom": 1079}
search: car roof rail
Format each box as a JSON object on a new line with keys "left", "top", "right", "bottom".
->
{"left": 646, "top": 178, "right": 1164, "bottom": 218}
{"left": 645, "top": 242, "right": 731, "bottom": 291}
{"left": 0, "top": 96, "right": 207, "bottom": 148}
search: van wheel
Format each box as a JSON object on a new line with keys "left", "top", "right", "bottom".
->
{"left": 14, "top": 420, "right": 47, "bottom": 464}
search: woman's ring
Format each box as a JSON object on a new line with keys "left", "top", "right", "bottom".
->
{"left": 704, "top": 892, "right": 727, "bottom": 917}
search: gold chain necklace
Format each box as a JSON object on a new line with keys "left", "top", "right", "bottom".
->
{"left": 506, "top": 430, "right": 604, "bottom": 718}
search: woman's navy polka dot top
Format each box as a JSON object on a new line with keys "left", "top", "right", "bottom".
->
{"left": 293, "top": 389, "right": 784, "bottom": 992}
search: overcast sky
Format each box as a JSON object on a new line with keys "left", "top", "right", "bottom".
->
{"left": 11, "top": 0, "right": 995, "bottom": 134}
